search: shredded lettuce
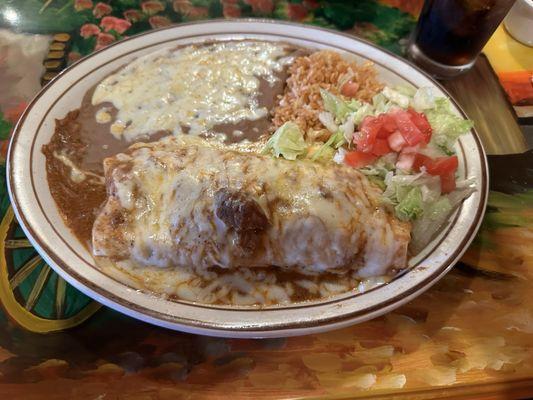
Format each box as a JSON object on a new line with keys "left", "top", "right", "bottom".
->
{"left": 318, "top": 111, "right": 338, "bottom": 133}
{"left": 367, "top": 175, "right": 386, "bottom": 191}
{"left": 410, "top": 180, "right": 475, "bottom": 252}
{"left": 382, "top": 86, "right": 410, "bottom": 108}
{"left": 359, "top": 155, "right": 395, "bottom": 189}
{"left": 394, "top": 85, "right": 417, "bottom": 97}
{"left": 309, "top": 144, "right": 335, "bottom": 162}
{"left": 383, "top": 171, "right": 438, "bottom": 199}
{"left": 352, "top": 103, "right": 374, "bottom": 125}
{"left": 347, "top": 98, "right": 363, "bottom": 110}
{"left": 382, "top": 171, "right": 444, "bottom": 221}
{"left": 340, "top": 115, "right": 355, "bottom": 142}
{"left": 312, "top": 86, "right": 475, "bottom": 252}
{"left": 395, "top": 186, "right": 424, "bottom": 221}
{"left": 427, "top": 111, "right": 474, "bottom": 153}
{"left": 424, "top": 197, "right": 453, "bottom": 220}
{"left": 382, "top": 168, "right": 475, "bottom": 250}
{"left": 312, "top": 129, "right": 345, "bottom": 161}
{"left": 360, "top": 153, "right": 397, "bottom": 178}
{"left": 433, "top": 97, "right": 454, "bottom": 114}
{"left": 320, "top": 89, "right": 352, "bottom": 121}
{"left": 372, "top": 93, "right": 393, "bottom": 114}
{"left": 261, "top": 122, "right": 307, "bottom": 160}
{"left": 412, "top": 87, "right": 436, "bottom": 111}
{"left": 320, "top": 90, "right": 376, "bottom": 125}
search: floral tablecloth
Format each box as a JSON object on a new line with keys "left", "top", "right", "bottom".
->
{"left": 0, "top": 1, "right": 532, "bottom": 399}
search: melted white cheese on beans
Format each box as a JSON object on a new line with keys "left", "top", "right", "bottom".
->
{"left": 92, "top": 41, "right": 291, "bottom": 141}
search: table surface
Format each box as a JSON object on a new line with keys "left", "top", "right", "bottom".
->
{"left": 0, "top": 1, "right": 532, "bottom": 399}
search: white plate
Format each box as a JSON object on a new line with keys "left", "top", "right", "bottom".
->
{"left": 7, "top": 20, "right": 488, "bottom": 338}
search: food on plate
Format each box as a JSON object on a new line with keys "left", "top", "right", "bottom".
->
{"left": 43, "top": 40, "right": 299, "bottom": 244}
{"left": 93, "top": 134, "right": 410, "bottom": 277}
{"left": 92, "top": 41, "right": 299, "bottom": 142}
{"left": 272, "top": 50, "right": 382, "bottom": 133}
{"left": 306, "top": 85, "right": 475, "bottom": 252}
{"left": 43, "top": 40, "right": 475, "bottom": 305}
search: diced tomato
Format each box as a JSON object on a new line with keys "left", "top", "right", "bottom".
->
{"left": 407, "top": 108, "right": 432, "bottom": 143}
{"left": 344, "top": 150, "right": 378, "bottom": 168}
{"left": 387, "top": 130, "right": 407, "bottom": 152}
{"left": 377, "top": 113, "right": 396, "bottom": 138}
{"left": 425, "top": 155, "right": 458, "bottom": 176}
{"left": 391, "top": 110, "right": 425, "bottom": 146}
{"left": 355, "top": 115, "right": 382, "bottom": 152}
{"left": 377, "top": 128, "right": 389, "bottom": 139}
{"left": 355, "top": 110, "right": 431, "bottom": 152}
{"left": 440, "top": 171, "right": 456, "bottom": 193}
{"left": 412, "top": 154, "right": 458, "bottom": 193}
{"left": 371, "top": 138, "right": 392, "bottom": 156}
{"left": 401, "top": 145, "right": 421, "bottom": 154}
{"left": 355, "top": 113, "right": 402, "bottom": 151}
{"left": 395, "top": 145, "right": 420, "bottom": 170}
{"left": 413, "top": 154, "right": 458, "bottom": 175}
{"left": 413, "top": 153, "right": 433, "bottom": 171}
{"left": 396, "top": 152, "right": 415, "bottom": 171}
{"left": 341, "top": 81, "right": 359, "bottom": 98}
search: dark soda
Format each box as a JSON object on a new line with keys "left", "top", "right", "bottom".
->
{"left": 413, "top": 0, "right": 516, "bottom": 66}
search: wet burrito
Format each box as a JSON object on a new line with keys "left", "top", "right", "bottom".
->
{"left": 92, "top": 134, "right": 410, "bottom": 278}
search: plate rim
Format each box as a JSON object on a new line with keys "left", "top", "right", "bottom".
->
{"left": 7, "top": 19, "right": 489, "bottom": 337}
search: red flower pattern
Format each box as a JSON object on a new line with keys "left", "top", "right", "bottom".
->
{"left": 287, "top": 3, "right": 308, "bottom": 21}
{"left": 100, "top": 16, "right": 132, "bottom": 34}
{"left": 74, "top": 0, "right": 93, "bottom": 11}
{"left": 244, "top": 0, "right": 274, "bottom": 14}
{"left": 173, "top": 0, "right": 192, "bottom": 14}
{"left": 380, "top": 0, "right": 424, "bottom": 16}
{"left": 223, "top": 3, "right": 241, "bottom": 18}
{"left": 141, "top": 1, "right": 165, "bottom": 15}
{"left": 3, "top": 102, "right": 27, "bottom": 124}
{"left": 123, "top": 9, "right": 143, "bottom": 23}
{"left": 93, "top": 2, "right": 112, "bottom": 18}
{"left": 303, "top": 0, "right": 320, "bottom": 10}
{"left": 95, "top": 32, "right": 115, "bottom": 50}
{"left": 68, "top": 52, "right": 82, "bottom": 63}
{"left": 187, "top": 6, "right": 209, "bottom": 19}
{"left": 149, "top": 15, "right": 172, "bottom": 28}
{"left": 80, "top": 23, "right": 100, "bottom": 38}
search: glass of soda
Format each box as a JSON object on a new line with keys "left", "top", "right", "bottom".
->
{"left": 407, "top": 0, "right": 516, "bottom": 79}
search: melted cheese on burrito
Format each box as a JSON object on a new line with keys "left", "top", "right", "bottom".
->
{"left": 92, "top": 135, "right": 410, "bottom": 277}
